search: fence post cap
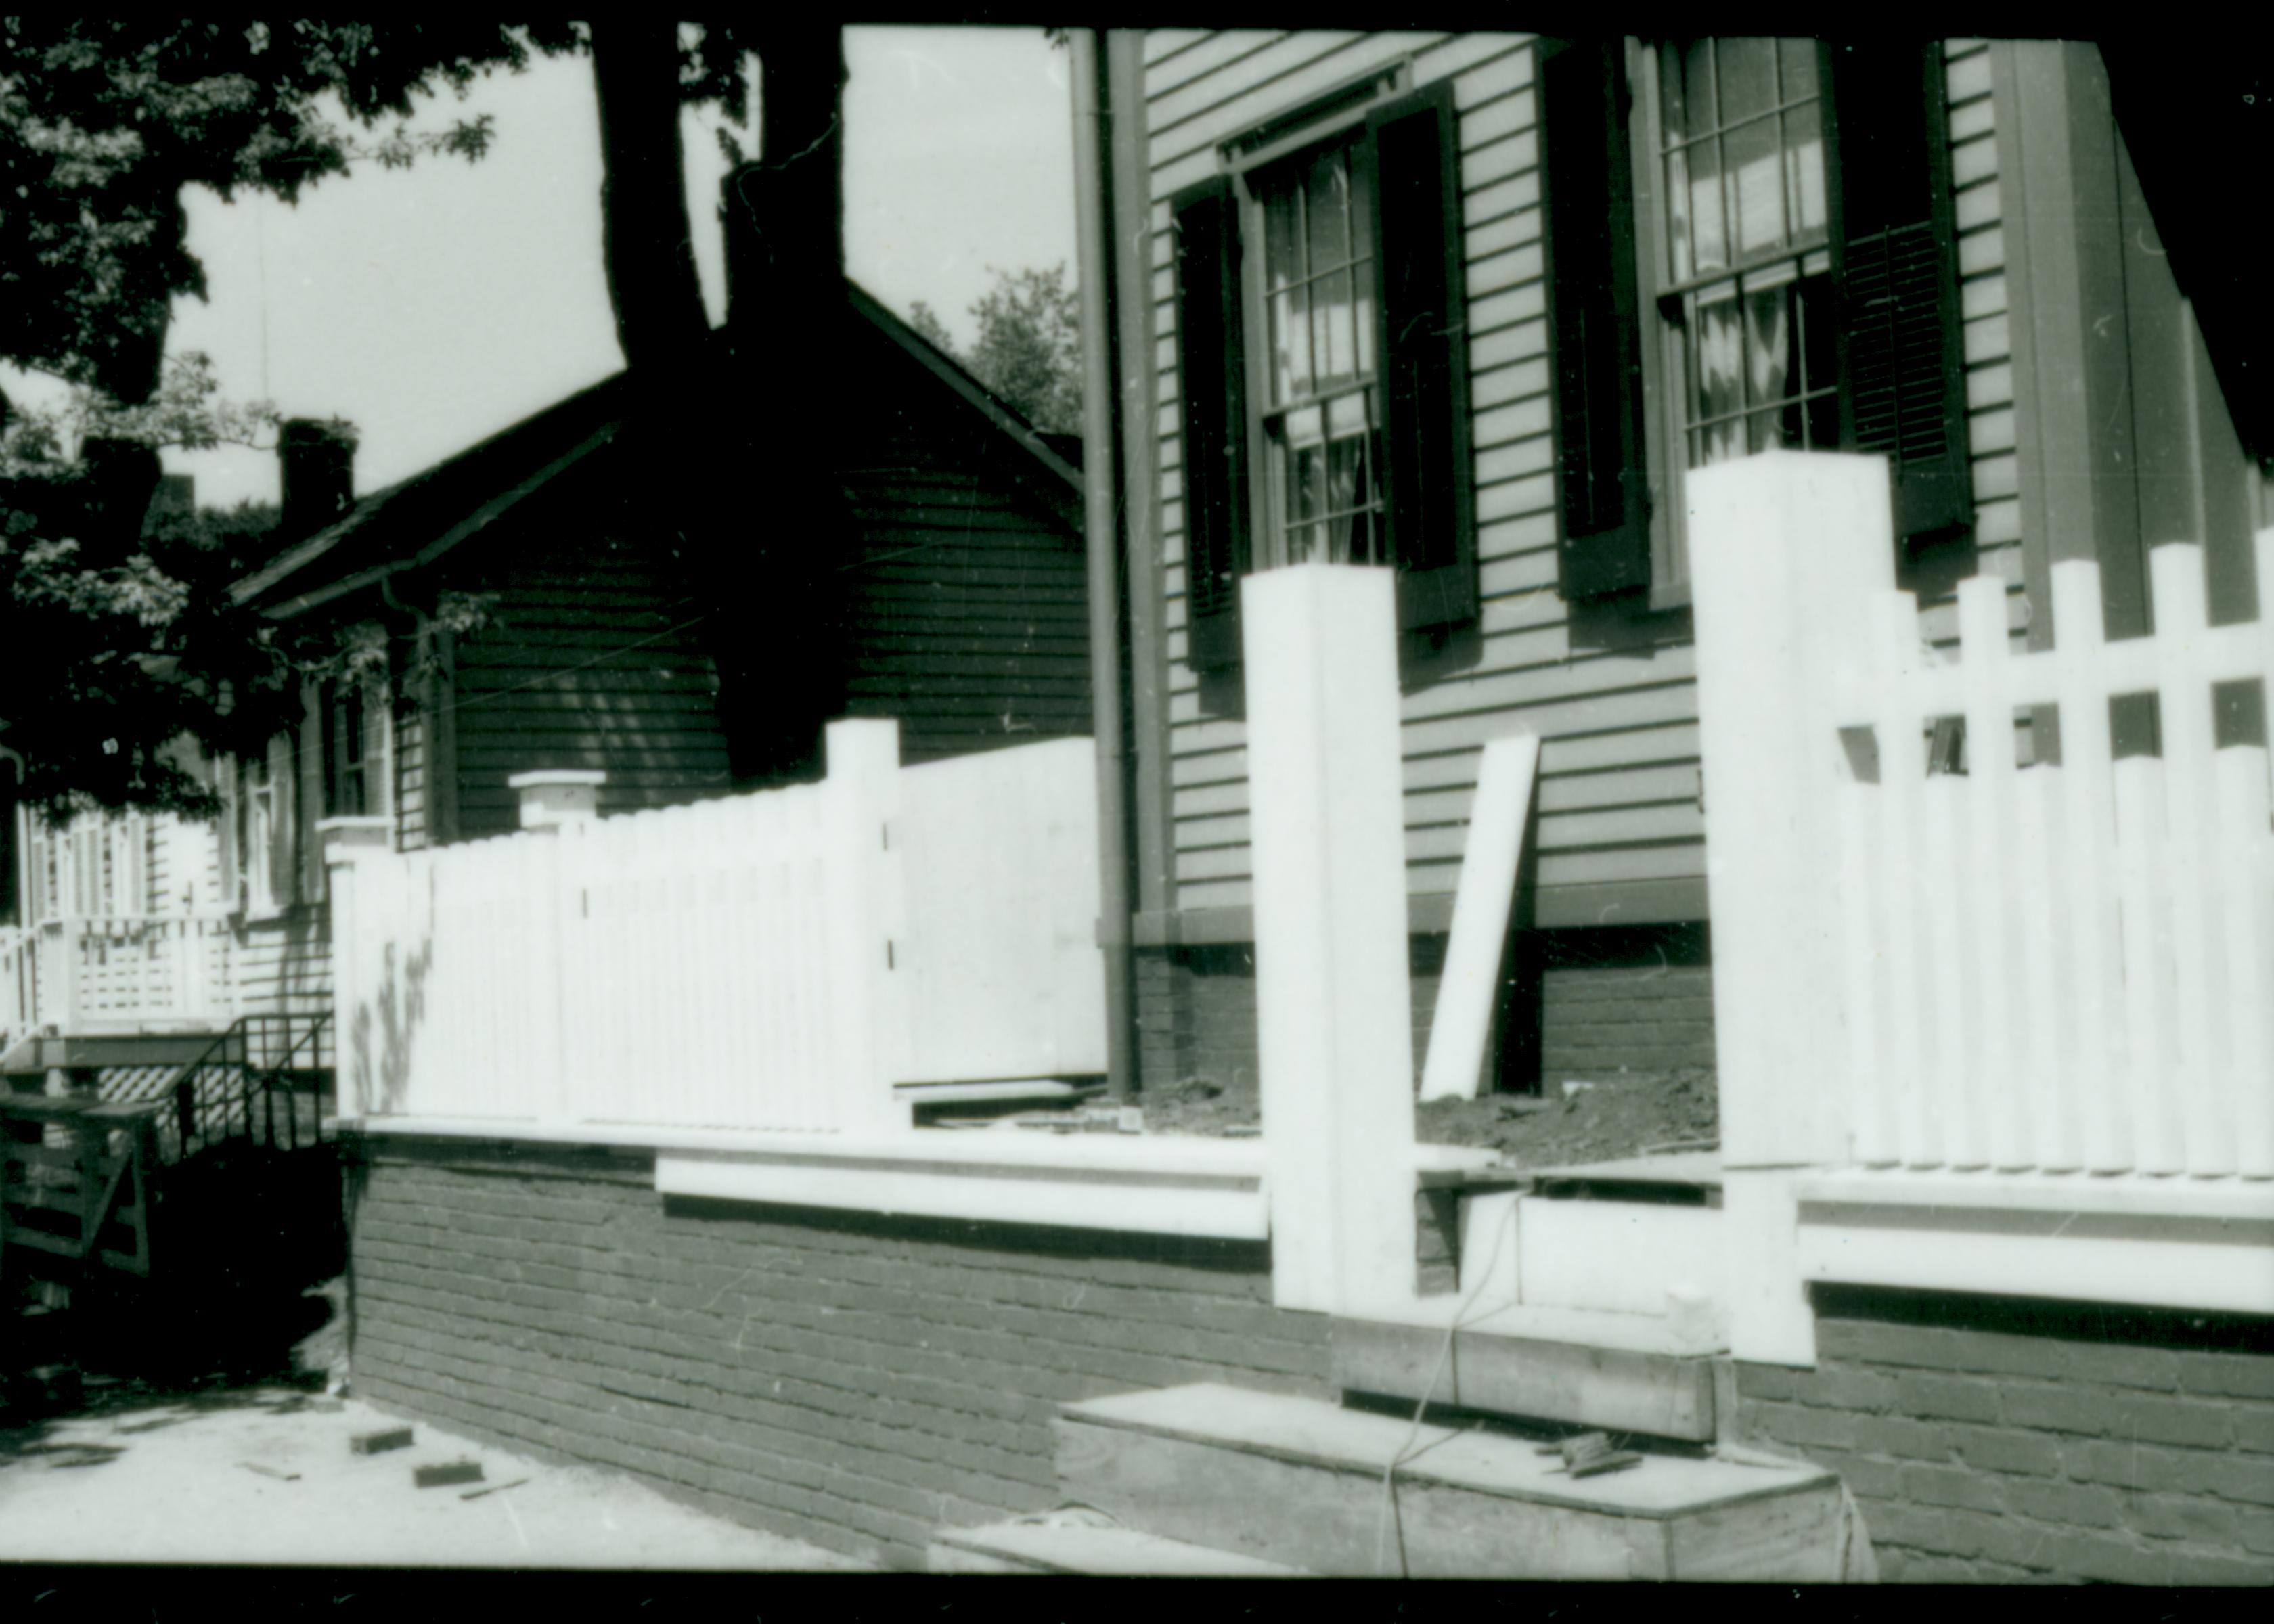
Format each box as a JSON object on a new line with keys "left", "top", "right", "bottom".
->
{"left": 510, "top": 769, "right": 606, "bottom": 829}
{"left": 317, "top": 815, "right": 393, "bottom": 866}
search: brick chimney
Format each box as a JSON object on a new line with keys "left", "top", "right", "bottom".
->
{"left": 278, "top": 419, "right": 358, "bottom": 537}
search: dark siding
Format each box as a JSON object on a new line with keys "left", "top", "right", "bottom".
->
{"left": 445, "top": 467, "right": 734, "bottom": 842}
{"left": 837, "top": 336, "right": 1091, "bottom": 765}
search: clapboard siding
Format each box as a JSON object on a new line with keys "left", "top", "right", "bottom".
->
{"left": 445, "top": 469, "right": 733, "bottom": 844}
{"left": 836, "top": 327, "right": 1090, "bottom": 765}
{"left": 1149, "top": 32, "right": 1709, "bottom": 916}
{"left": 228, "top": 907, "right": 331, "bottom": 1022}
{"left": 1145, "top": 33, "right": 2011, "bottom": 919}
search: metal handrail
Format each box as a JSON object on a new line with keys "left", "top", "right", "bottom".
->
{"left": 170, "top": 1010, "right": 334, "bottom": 1158}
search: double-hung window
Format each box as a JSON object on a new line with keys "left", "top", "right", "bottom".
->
{"left": 1545, "top": 37, "right": 1972, "bottom": 604}
{"left": 1172, "top": 71, "right": 1477, "bottom": 675}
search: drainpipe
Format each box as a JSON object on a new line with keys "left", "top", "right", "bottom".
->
{"left": 1073, "top": 29, "right": 1134, "bottom": 1104}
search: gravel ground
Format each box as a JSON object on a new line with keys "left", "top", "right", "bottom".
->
{"left": 1136, "top": 1068, "right": 1720, "bottom": 1171}
{"left": 0, "top": 1382, "right": 870, "bottom": 1571}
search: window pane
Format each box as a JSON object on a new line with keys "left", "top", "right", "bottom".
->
{"left": 1691, "top": 288, "right": 1744, "bottom": 464}
{"left": 1306, "top": 151, "right": 1352, "bottom": 273}
{"left": 1666, "top": 144, "right": 1693, "bottom": 281}
{"left": 1743, "top": 281, "right": 1791, "bottom": 413}
{"left": 1314, "top": 269, "right": 1358, "bottom": 387}
{"left": 1726, "top": 110, "right": 1783, "bottom": 254}
{"left": 1784, "top": 99, "right": 1826, "bottom": 239}
{"left": 1265, "top": 193, "right": 1306, "bottom": 405}
{"left": 1326, "top": 430, "right": 1375, "bottom": 564}
{"left": 1686, "top": 140, "right": 1726, "bottom": 273}
{"left": 1664, "top": 39, "right": 1716, "bottom": 138}
{"left": 1717, "top": 38, "right": 1775, "bottom": 126}
{"left": 1778, "top": 37, "right": 1819, "bottom": 103}
{"left": 1797, "top": 274, "right": 1837, "bottom": 400}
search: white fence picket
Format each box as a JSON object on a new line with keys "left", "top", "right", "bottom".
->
{"left": 2218, "top": 746, "right": 2274, "bottom": 1178}
{"left": 1959, "top": 576, "right": 2028, "bottom": 1169}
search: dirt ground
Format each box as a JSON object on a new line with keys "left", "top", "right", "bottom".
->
{"left": 1135, "top": 1069, "right": 1720, "bottom": 1171}
{"left": 0, "top": 1379, "right": 870, "bottom": 1571}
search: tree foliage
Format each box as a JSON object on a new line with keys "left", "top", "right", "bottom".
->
{"left": 0, "top": 20, "right": 850, "bottom": 814}
{"left": 910, "top": 264, "right": 1084, "bottom": 438}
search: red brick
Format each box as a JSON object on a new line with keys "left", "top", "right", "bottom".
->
{"left": 2005, "top": 1477, "right": 2126, "bottom": 1529}
{"left": 1815, "top": 1320, "right": 1964, "bottom": 1371}
{"left": 2177, "top": 1351, "right": 2274, "bottom": 1401}
{"left": 2233, "top": 1407, "right": 2274, "bottom": 1455}
{"left": 2060, "top": 1437, "right": 2225, "bottom": 1494}
{"left": 1897, "top": 1460, "right": 2007, "bottom": 1514}
{"left": 1743, "top": 1399, "right": 1857, "bottom": 1450}
{"left": 1862, "top": 1502, "right": 1977, "bottom": 1556}
{"left": 1891, "top": 1370, "right": 2005, "bottom": 1424}
{"left": 2054, "top": 1341, "right": 2184, "bottom": 1393}
{"left": 2032, "top": 1528, "right": 2179, "bottom": 1585}
{"left": 1850, "top": 1413, "right": 1955, "bottom": 1461}
{"left": 2124, "top": 1491, "right": 2250, "bottom": 1547}
{"left": 1815, "top": 1364, "right": 1902, "bottom": 1413}
{"left": 1733, "top": 1363, "right": 1813, "bottom": 1403}
{"left": 2205, "top": 1453, "right": 2274, "bottom": 1508}
{"left": 1942, "top": 1422, "right": 2061, "bottom": 1478}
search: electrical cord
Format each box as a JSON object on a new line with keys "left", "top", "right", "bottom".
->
{"left": 1372, "top": 1186, "right": 1524, "bottom": 1577}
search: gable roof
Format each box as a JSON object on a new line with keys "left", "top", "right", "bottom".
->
{"left": 236, "top": 284, "right": 1084, "bottom": 619}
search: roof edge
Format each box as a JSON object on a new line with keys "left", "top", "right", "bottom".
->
{"left": 847, "top": 281, "right": 1086, "bottom": 495}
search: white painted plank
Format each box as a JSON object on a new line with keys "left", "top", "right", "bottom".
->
{"left": 1418, "top": 732, "right": 1540, "bottom": 1101}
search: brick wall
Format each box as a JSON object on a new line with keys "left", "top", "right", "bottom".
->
{"left": 346, "top": 1138, "right": 1331, "bottom": 1570}
{"left": 1133, "top": 922, "right": 1714, "bottom": 1096}
{"left": 1734, "top": 1285, "right": 2274, "bottom": 1585}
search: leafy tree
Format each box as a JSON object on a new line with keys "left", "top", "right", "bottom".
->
{"left": 910, "top": 265, "right": 1084, "bottom": 437}
{"left": 0, "top": 20, "right": 849, "bottom": 813}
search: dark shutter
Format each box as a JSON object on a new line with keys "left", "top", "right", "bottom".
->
{"left": 1366, "top": 80, "right": 1479, "bottom": 632}
{"left": 1169, "top": 176, "right": 1250, "bottom": 673}
{"left": 1542, "top": 39, "right": 1651, "bottom": 601}
{"left": 1830, "top": 42, "right": 1973, "bottom": 543}
{"left": 296, "top": 684, "right": 324, "bottom": 903}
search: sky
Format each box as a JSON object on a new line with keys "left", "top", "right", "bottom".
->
{"left": 43, "top": 26, "right": 1079, "bottom": 511}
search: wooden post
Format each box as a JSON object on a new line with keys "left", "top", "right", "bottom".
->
{"left": 824, "top": 720, "right": 908, "bottom": 1137}
{"left": 1687, "top": 451, "right": 1897, "bottom": 1366}
{"left": 320, "top": 816, "right": 393, "bottom": 1121}
{"left": 1243, "top": 564, "right": 1418, "bottom": 1316}
{"left": 1419, "top": 732, "right": 1540, "bottom": 1102}
{"left": 507, "top": 772, "right": 604, "bottom": 1127}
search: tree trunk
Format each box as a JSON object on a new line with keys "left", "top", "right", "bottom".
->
{"left": 587, "top": 19, "right": 711, "bottom": 378}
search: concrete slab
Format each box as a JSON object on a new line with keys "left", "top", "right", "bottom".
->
{"left": 929, "top": 1516, "right": 1306, "bottom": 1575}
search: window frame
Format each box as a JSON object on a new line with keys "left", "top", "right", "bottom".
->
{"left": 1173, "top": 60, "right": 1479, "bottom": 678}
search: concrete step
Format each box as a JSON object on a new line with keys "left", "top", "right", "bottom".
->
{"left": 927, "top": 1510, "right": 1307, "bottom": 1575}
{"left": 1056, "top": 1382, "right": 1843, "bottom": 1581}
{"left": 1331, "top": 1301, "right": 1722, "bottom": 1440}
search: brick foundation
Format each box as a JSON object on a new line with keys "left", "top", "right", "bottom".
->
{"left": 344, "top": 1137, "right": 1331, "bottom": 1570}
{"left": 1134, "top": 922, "right": 1714, "bottom": 1095}
{"left": 1734, "top": 1285, "right": 2274, "bottom": 1585}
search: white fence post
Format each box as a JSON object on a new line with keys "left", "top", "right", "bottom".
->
{"left": 823, "top": 720, "right": 908, "bottom": 1137}
{"left": 1243, "top": 564, "right": 1419, "bottom": 1317}
{"left": 1689, "top": 452, "right": 1897, "bottom": 1368}
{"left": 321, "top": 815, "right": 393, "bottom": 1119}
{"left": 1689, "top": 451, "right": 1895, "bottom": 1169}
{"left": 510, "top": 773, "right": 602, "bottom": 1127}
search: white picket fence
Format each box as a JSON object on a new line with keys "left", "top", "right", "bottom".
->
{"left": 1691, "top": 452, "right": 2274, "bottom": 1183}
{"left": 330, "top": 721, "right": 1107, "bottom": 1134}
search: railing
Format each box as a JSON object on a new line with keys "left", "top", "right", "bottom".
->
{"left": 168, "top": 1010, "right": 336, "bottom": 1160}
{"left": 330, "top": 720, "right": 1106, "bottom": 1135}
{"left": 0, "top": 915, "right": 235, "bottom": 1037}
{"left": 1690, "top": 451, "right": 2274, "bottom": 1184}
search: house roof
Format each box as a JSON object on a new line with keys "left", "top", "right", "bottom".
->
{"left": 235, "top": 283, "right": 1084, "bottom": 619}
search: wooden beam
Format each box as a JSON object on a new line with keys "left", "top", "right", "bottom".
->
{"left": 1418, "top": 732, "right": 1540, "bottom": 1100}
